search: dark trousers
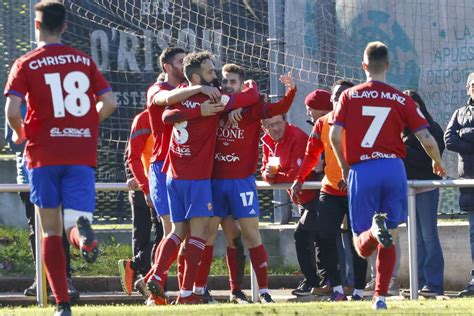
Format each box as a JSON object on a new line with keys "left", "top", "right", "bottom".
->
{"left": 129, "top": 190, "right": 163, "bottom": 275}
{"left": 294, "top": 198, "right": 325, "bottom": 287}
{"left": 317, "top": 192, "right": 367, "bottom": 289}
{"left": 20, "top": 192, "right": 72, "bottom": 278}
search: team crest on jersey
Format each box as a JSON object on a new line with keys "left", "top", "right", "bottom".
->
{"left": 207, "top": 202, "right": 213, "bottom": 211}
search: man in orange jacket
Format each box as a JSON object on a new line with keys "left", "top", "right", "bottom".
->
{"left": 291, "top": 80, "right": 368, "bottom": 301}
{"left": 119, "top": 108, "right": 164, "bottom": 298}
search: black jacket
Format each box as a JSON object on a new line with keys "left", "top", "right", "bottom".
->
{"left": 444, "top": 98, "right": 474, "bottom": 210}
{"left": 403, "top": 121, "right": 445, "bottom": 180}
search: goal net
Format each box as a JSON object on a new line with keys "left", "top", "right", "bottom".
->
{"left": 1, "top": 0, "right": 473, "bottom": 218}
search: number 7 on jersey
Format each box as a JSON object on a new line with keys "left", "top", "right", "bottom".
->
{"left": 360, "top": 106, "right": 391, "bottom": 148}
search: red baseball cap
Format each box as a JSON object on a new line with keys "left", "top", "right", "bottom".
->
{"left": 304, "top": 89, "right": 332, "bottom": 111}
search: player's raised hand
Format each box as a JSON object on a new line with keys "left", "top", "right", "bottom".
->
{"left": 200, "top": 85, "right": 221, "bottom": 103}
{"left": 279, "top": 71, "right": 295, "bottom": 89}
{"left": 229, "top": 108, "right": 243, "bottom": 124}
{"left": 201, "top": 100, "right": 225, "bottom": 116}
{"left": 432, "top": 160, "right": 447, "bottom": 177}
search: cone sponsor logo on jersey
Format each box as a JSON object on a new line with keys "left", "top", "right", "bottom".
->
{"left": 217, "top": 118, "right": 244, "bottom": 146}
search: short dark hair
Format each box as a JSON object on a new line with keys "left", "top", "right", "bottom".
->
{"left": 332, "top": 79, "right": 354, "bottom": 90}
{"left": 183, "top": 51, "right": 214, "bottom": 83}
{"left": 34, "top": 1, "right": 66, "bottom": 35}
{"left": 222, "top": 63, "right": 246, "bottom": 82}
{"left": 159, "top": 47, "right": 185, "bottom": 72}
{"left": 364, "top": 41, "right": 389, "bottom": 73}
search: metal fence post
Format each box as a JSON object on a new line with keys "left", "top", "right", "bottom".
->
{"left": 407, "top": 186, "right": 418, "bottom": 299}
{"left": 30, "top": 0, "right": 46, "bottom": 307}
{"left": 34, "top": 208, "right": 47, "bottom": 306}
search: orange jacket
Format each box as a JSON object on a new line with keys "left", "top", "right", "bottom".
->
{"left": 127, "top": 109, "right": 155, "bottom": 194}
{"left": 296, "top": 112, "right": 346, "bottom": 196}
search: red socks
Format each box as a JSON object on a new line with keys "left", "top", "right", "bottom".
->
{"left": 182, "top": 237, "right": 206, "bottom": 291}
{"left": 177, "top": 249, "right": 186, "bottom": 289}
{"left": 68, "top": 226, "right": 80, "bottom": 249}
{"left": 149, "top": 234, "right": 182, "bottom": 283}
{"left": 43, "top": 236, "right": 69, "bottom": 304}
{"left": 194, "top": 245, "right": 214, "bottom": 288}
{"left": 226, "top": 247, "right": 241, "bottom": 292}
{"left": 355, "top": 229, "right": 378, "bottom": 258}
{"left": 375, "top": 244, "right": 396, "bottom": 297}
{"left": 249, "top": 244, "right": 269, "bottom": 290}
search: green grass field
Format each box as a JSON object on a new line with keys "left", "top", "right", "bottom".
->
{"left": 2, "top": 299, "right": 474, "bottom": 316}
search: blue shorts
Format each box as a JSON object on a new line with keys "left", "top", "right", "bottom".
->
{"left": 149, "top": 161, "right": 170, "bottom": 217}
{"left": 166, "top": 177, "right": 214, "bottom": 223}
{"left": 212, "top": 176, "right": 260, "bottom": 219}
{"left": 348, "top": 158, "right": 407, "bottom": 235}
{"left": 29, "top": 165, "right": 95, "bottom": 212}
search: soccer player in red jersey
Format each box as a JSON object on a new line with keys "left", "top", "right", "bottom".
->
{"left": 146, "top": 52, "right": 259, "bottom": 304}
{"left": 291, "top": 83, "right": 368, "bottom": 301}
{"left": 194, "top": 64, "right": 296, "bottom": 304}
{"left": 141, "top": 48, "right": 223, "bottom": 304}
{"left": 329, "top": 41, "right": 446, "bottom": 309}
{"left": 4, "top": 2, "right": 116, "bottom": 315}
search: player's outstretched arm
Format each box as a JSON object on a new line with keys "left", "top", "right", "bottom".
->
{"left": 96, "top": 91, "right": 117, "bottom": 122}
{"left": 154, "top": 85, "right": 221, "bottom": 106}
{"left": 415, "top": 128, "right": 447, "bottom": 177}
{"left": 5, "top": 95, "right": 25, "bottom": 144}
{"left": 329, "top": 124, "right": 349, "bottom": 180}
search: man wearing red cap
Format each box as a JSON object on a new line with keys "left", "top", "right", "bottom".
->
{"left": 260, "top": 104, "right": 325, "bottom": 296}
{"left": 291, "top": 80, "right": 368, "bottom": 301}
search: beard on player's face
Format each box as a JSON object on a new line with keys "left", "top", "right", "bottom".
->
{"left": 199, "top": 74, "right": 220, "bottom": 89}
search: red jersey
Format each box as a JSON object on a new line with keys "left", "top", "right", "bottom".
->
{"left": 296, "top": 113, "right": 346, "bottom": 196}
{"left": 4, "top": 43, "right": 111, "bottom": 168}
{"left": 261, "top": 123, "right": 316, "bottom": 205}
{"left": 164, "top": 86, "right": 259, "bottom": 180}
{"left": 212, "top": 87, "right": 296, "bottom": 179}
{"left": 147, "top": 81, "right": 175, "bottom": 163}
{"left": 127, "top": 109, "right": 154, "bottom": 194}
{"left": 332, "top": 81, "right": 428, "bottom": 165}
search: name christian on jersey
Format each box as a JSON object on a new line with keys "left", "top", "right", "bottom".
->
{"left": 214, "top": 118, "right": 245, "bottom": 163}
{"left": 28, "top": 54, "right": 91, "bottom": 70}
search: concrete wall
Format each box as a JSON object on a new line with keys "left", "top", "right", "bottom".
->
{"left": 96, "top": 222, "right": 472, "bottom": 291}
{"left": 0, "top": 159, "right": 26, "bottom": 228}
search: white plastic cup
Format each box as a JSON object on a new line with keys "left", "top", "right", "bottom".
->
{"left": 268, "top": 156, "right": 280, "bottom": 173}
{"left": 268, "top": 156, "right": 280, "bottom": 167}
